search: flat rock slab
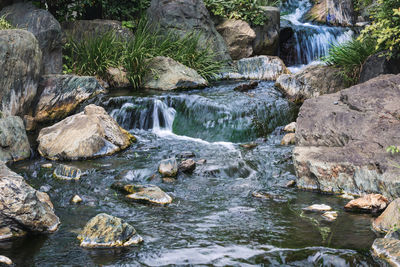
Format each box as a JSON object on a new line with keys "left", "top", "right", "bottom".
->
{"left": 344, "top": 194, "right": 389, "bottom": 213}
{"left": 77, "top": 213, "right": 143, "bottom": 248}
{"left": 372, "top": 238, "right": 400, "bottom": 266}
{"left": 302, "top": 204, "right": 332, "bottom": 212}
{"left": 112, "top": 182, "right": 172, "bottom": 205}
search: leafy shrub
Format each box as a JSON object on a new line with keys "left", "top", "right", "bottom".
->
{"left": 323, "top": 38, "right": 375, "bottom": 85}
{"left": 0, "top": 15, "right": 12, "bottom": 30}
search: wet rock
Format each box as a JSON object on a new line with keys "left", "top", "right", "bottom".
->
{"left": 372, "top": 238, "right": 400, "bottom": 266}
{"left": 286, "top": 180, "right": 296, "bottom": 188}
{"left": 281, "top": 133, "right": 296, "bottom": 146}
{"left": 77, "top": 213, "right": 143, "bottom": 248}
{"left": 70, "top": 195, "right": 83, "bottom": 204}
{"left": 0, "top": 256, "right": 12, "bottom": 265}
{"left": 283, "top": 122, "right": 296, "bottom": 133}
{"left": 53, "top": 165, "right": 81, "bottom": 180}
{"left": 306, "top": 0, "right": 355, "bottom": 26}
{"left": 252, "top": 6, "right": 280, "bottom": 56}
{"left": 159, "top": 158, "right": 178, "bottom": 177}
{"left": 37, "top": 105, "right": 135, "bottom": 160}
{"left": 359, "top": 51, "right": 400, "bottom": 84}
{"left": 197, "top": 159, "right": 207, "bottom": 165}
{"left": 252, "top": 191, "right": 286, "bottom": 201}
{"left": 293, "top": 74, "right": 400, "bottom": 197}
{"left": 344, "top": 194, "right": 389, "bottom": 214}
{"left": 34, "top": 75, "right": 106, "bottom": 124}
{"left": 0, "top": 163, "right": 60, "bottom": 240}
{"left": 176, "top": 151, "right": 195, "bottom": 159}
{"left": 147, "top": 0, "right": 231, "bottom": 62}
{"left": 23, "top": 115, "right": 36, "bottom": 132}
{"left": 0, "top": 30, "right": 41, "bottom": 116}
{"left": 216, "top": 19, "right": 256, "bottom": 60}
{"left": 239, "top": 143, "right": 258, "bottom": 149}
{"left": 112, "top": 182, "right": 172, "bottom": 205}
{"left": 162, "top": 177, "right": 177, "bottom": 183}
{"left": 179, "top": 159, "right": 196, "bottom": 173}
{"left": 62, "top": 19, "right": 134, "bottom": 43}
{"left": 339, "top": 193, "right": 355, "bottom": 200}
{"left": 143, "top": 56, "right": 207, "bottom": 91}
{"left": 276, "top": 65, "right": 346, "bottom": 103}
{"left": 302, "top": 204, "right": 332, "bottom": 212}
{"left": 106, "top": 67, "right": 130, "bottom": 88}
{"left": 0, "top": 116, "right": 30, "bottom": 163}
{"left": 234, "top": 82, "right": 259, "bottom": 92}
{"left": 373, "top": 199, "right": 400, "bottom": 234}
{"left": 1, "top": 2, "right": 62, "bottom": 74}
{"left": 322, "top": 211, "right": 338, "bottom": 221}
{"left": 41, "top": 163, "right": 53, "bottom": 169}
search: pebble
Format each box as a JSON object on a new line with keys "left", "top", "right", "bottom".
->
{"left": 303, "top": 204, "right": 332, "bottom": 212}
{"left": 322, "top": 211, "right": 338, "bottom": 221}
{"left": 70, "top": 195, "right": 83, "bottom": 204}
{"left": 338, "top": 193, "right": 355, "bottom": 200}
{"left": 239, "top": 143, "right": 258, "bottom": 149}
{"left": 41, "top": 163, "right": 53, "bottom": 168}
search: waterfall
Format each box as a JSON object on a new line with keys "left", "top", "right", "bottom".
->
{"left": 152, "top": 99, "right": 176, "bottom": 133}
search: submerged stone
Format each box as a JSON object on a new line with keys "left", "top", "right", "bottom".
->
{"left": 159, "top": 158, "right": 178, "bottom": 177}
{"left": 322, "top": 211, "right": 338, "bottom": 221}
{"left": 239, "top": 143, "right": 258, "bottom": 149}
{"left": 53, "top": 165, "right": 82, "bottom": 180}
{"left": 77, "top": 213, "right": 143, "bottom": 248}
{"left": 302, "top": 204, "right": 332, "bottom": 212}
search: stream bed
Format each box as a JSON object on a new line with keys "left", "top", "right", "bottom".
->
{"left": 2, "top": 81, "right": 378, "bottom": 266}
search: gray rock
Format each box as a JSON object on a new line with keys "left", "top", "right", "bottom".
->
{"left": 0, "top": 163, "right": 60, "bottom": 240}
{"left": 252, "top": 6, "right": 280, "bottom": 56}
{"left": 0, "top": 116, "right": 30, "bottom": 163}
{"left": 106, "top": 67, "right": 130, "bottom": 88}
{"left": 37, "top": 105, "right": 136, "bottom": 160}
{"left": 159, "top": 157, "right": 178, "bottom": 177}
{"left": 112, "top": 182, "right": 173, "bottom": 205}
{"left": 144, "top": 56, "right": 207, "bottom": 91}
{"left": 216, "top": 19, "right": 255, "bottom": 60}
{"left": 62, "top": 19, "right": 134, "bottom": 42}
{"left": 372, "top": 238, "right": 400, "bottom": 266}
{"left": 77, "top": 213, "right": 143, "bottom": 248}
{"left": 147, "top": 0, "right": 231, "bottom": 62}
{"left": 294, "top": 74, "right": 400, "bottom": 198}
{"left": 359, "top": 51, "right": 400, "bottom": 84}
{"left": 179, "top": 159, "right": 196, "bottom": 173}
{"left": 0, "top": 30, "right": 41, "bottom": 116}
{"left": 34, "top": 75, "right": 106, "bottom": 124}
{"left": 276, "top": 65, "right": 346, "bottom": 102}
{"left": 1, "top": 2, "right": 62, "bottom": 74}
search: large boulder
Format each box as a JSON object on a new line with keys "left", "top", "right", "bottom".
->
{"left": 373, "top": 199, "right": 400, "bottom": 234}
{"left": 1, "top": 2, "right": 63, "bottom": 74}
{"left": 306, "top": 0, "right": 355, "bottom": 26}
{"left": 294, "top": 74, "right": 400, "bottom": 198}
{"left": 33, "top": 75, "right": 106, "bottom": 124}
{"left": 216, "top": 19, "right": 256, "bottom": 60}
{"left": 0, "top": 29, "right": 41, "bottom": 116}
{"left": 143, "top": 56, "right": 208, "bottom": 91}
{"left": 37, "top": 104, "right": 136, "bottom": 160}
{"left": 252, "top": 6, "right": 280, "bottom": 56}
{"left": 147, "top": 0, "right": 231, "bottom": 62}
{"left": 372, "top": 237, "right": 400, "bottom": 266}
{"left": 359, "top": 52, "right": 400, "bottom": 84}
{"left": 62, "top": 19, "right": 134, "bottom": 42}
{"left": 344, "top": 194, "right": 389, "bottom": 214}
{"left": 0, "top": 116, "right": 30, "bottom": 163}
{"left": 276, "top": 65, "right": 346, "bottom": 102}
{"left": 0, "top": 163, "right": 60, "bottom": 240}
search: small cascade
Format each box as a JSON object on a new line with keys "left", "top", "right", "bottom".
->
{"left": 280, "top": 0, "right": 353, "bottom": 66}
{"left": 151, "top": 99, "right": 176, "bottom": 133}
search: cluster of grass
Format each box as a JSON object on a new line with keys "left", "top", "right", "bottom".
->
{"left": 323, "top": 38, "right": 376, "bottom": 86}
{"left": 64, "top": 19, "right": 226, "bottom": 89}
{"left": 0, "top": 15, "right": 12, "bottom": 30}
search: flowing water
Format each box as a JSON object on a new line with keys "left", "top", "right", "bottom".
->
{"left": 2, "top": 81, "right": 378, "bottom": 266}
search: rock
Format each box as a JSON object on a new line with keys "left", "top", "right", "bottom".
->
{"left": 179, "top": 159, "right": 196, "bottom": 173}
{"left": 306, "top": 0, "right": 355, "bottom": 26}
{"left": 41, "top": 163, "right": 53, "bottom": 169}
{"left": 176, "top": 151, "right": 195, "bottom": 159}
{"left": 339, "top": 193, "right": 355, "bottom": 200}
{"left": 106, "top": 67, "right": 130, "bottom": 88}
{"left": 77, "top": 213, "right": 143, "bottom": 248}
{"left": 234, "top": 82, "right": 259, "bottom": 92}
{"left": 197, "top": 159, "right": 207, "bottom": 165}
{"left": 302, "top": 204, "right": 332, "bottom": 212}
{"left": 293, "top": 74, "right": 400, "bottom": 197}
{"left": 0, "top": 30, "right": 41, "bottom": 116}
{"left": 322, "top": 211, "right": 338, "bottom": 221}
{"left": 37, "top": 104, "right": 135, "bottom": 160}
{"left": 344, "top": 194, "right": 389, "bottom": 213}
{"left": 34, "top": 75, "right": 107, "bottom": 124}
{"left": 23, "top": 115, "right": 36, "bottom": 131}
{"left": 276, "top": 65, "right": 346, "bottom": 102}
{"left": 0, "top": 163, "right": 60, "bottom": 240}
{"left": 0, "top": 256, "right": 12, "bottom": 265}
{"left": 216, "top": 19, "right": 256, "bottom": 60}
{"left": 62, "top": 19, "right": 134, "bottom": 42}
{"left": 0, "top": 116, "right": 30, "bottom": 163}
{"left": 372, "top": 238, "right": 400, "bottom": 266}
{"left": 144, "top": 56, "right": 207, "bottom": 91}
{"left": 223, "top": 56, "right": 290, "bottom": 80}
{"left": 373, "top": 199, "right": 400, "bottom": 234}
{"left": 70, "top": 195, "right": 83, "bottom": 204}
{"left": 1, "top": 2, "right": 62, "bottom": 74}
{"left": 239, "top": 143, "right": 258, "bottom": 149}
{"left": 53, "top": 165, "right": 82, "bottom": 180}
{"left": 159, "top": 158, "right": 178, "bottom": 177}
{"left": 252, "top": 191, "right": 286, "bottom": 201}
{"left": 281, "top": 133, "right": 296, "bottom": 146}
{"left": 359, "top": 51, "right": 400, "bottom": 84}
{"left": 112, "top": 182, "right": 173, "bottom": 205}
{"left": 162, "top": 177, "right": 176, "bottom": 183}
{"left": 252, "top": 6, "right": 280, "bottom": 56}
{"left": 286, "top": 180, "right": 296, "bottom": 188}
{"left": 283, "top": 122, "right": 296, "bottom": 133}
{"left": 147, "top": 0, "right": 231, "bottom": 62}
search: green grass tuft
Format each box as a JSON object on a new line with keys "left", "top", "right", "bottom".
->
{"left": 0, "top": 15, "right": 13, "bottom": 30}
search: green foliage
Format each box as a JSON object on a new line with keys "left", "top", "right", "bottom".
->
{"left": 359, "top": 0, "right": 400, "bottom": 58}
{"left": 387, "top": 145, "right": 400, "bottom": 155}
{"left": 323, "top": 38, "right": 376, "bottom": 86}
{"left": 353, "top": 0, "right": 373, "bottom": 13}
{"left": 0, "top": 15, "right": 12, "bottom": 30}
{"left": 204, "top": 0, "right": 280, "bottom": 26}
